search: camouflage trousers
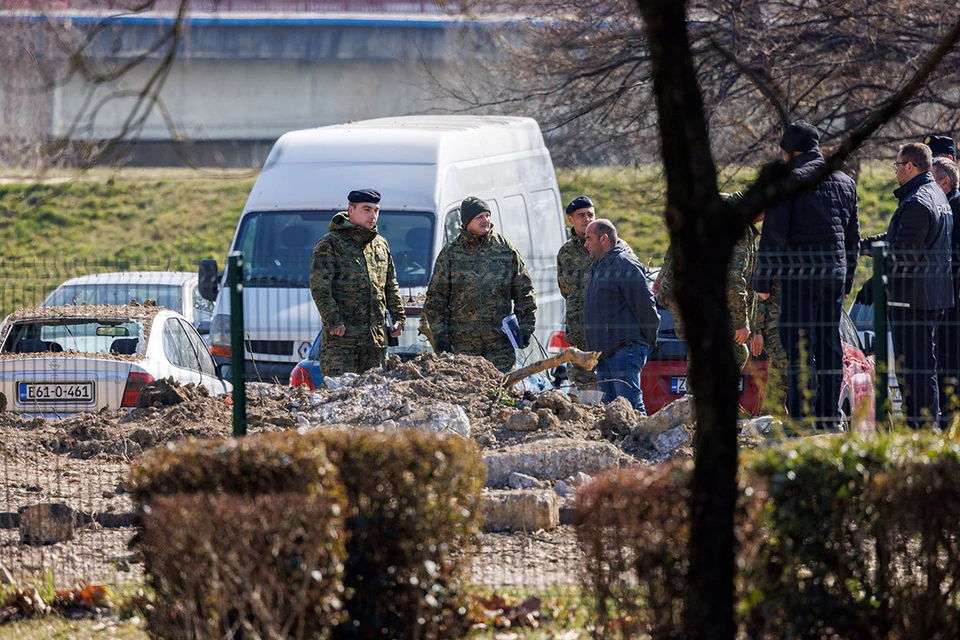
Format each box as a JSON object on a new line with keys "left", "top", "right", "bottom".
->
{"left": 452, "top": 332, "right": 515, "bottom": 373}
{"left": 321, "top": 340, "right": 386, "bottom": 377}
{"left": 761, "top": 325, "right": 788, "bottom": 409}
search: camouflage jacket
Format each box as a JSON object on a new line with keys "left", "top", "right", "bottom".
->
{"left": 424, "top": 227, "right": 537, "bottom": 343}
{"left": 657, "top": 221, "right": 757, "bottom": 332}
{"left": 310, "top": 212, "right": 405, "bottom": 347}
{"left": 556, "top": 231, "right": 592, "bottom": 348}
{"left": 729, "top": 223, "right": 759, "bottom": 331}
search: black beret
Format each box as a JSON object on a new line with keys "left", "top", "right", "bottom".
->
{"left": 347, "top": 188, "right": 381, "bottom": 204}
{"left": 565, "top": 195, "right": 594, "bottom": 216}
{"left": 924, "top": 135, "right": 956, "bottom": 158}
{"left": 460, "top": 196, "right": 491, "bottom": 227}
{"left": 780, "top": 120, "right": 820, "bottom": 154}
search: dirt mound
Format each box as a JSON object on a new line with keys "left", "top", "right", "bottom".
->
{"left": 0, "top": 353, "right": 702, "bottom": 463}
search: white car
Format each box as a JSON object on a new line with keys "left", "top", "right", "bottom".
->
{"left": 0, "top": 305, "right": 230, "bottom": 418}
{"left": 42, "top": 272, "right": 214, "bottom": 333}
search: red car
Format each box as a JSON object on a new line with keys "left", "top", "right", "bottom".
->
{"left": 550, "top": 305, "right": 875, "bottom": 422}
{"left": 642, "top": 306, "right": 875, "bottom": 421}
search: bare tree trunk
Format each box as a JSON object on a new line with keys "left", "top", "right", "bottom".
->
{"left": 634, "top": 1, "right": 743, "bottom": 638}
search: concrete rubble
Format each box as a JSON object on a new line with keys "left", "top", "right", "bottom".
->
{"left": 483, "top": 438, "right": 634, "bottom": 488}
{"left": 481, "top": 489, "right": 559, "bottom": 532}
{"left": 19, "top": 503, "right": 76, "bottom": 545}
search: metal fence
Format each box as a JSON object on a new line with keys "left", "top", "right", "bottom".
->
{"left": 0, "top": 240, "right": 956, "bottom": 595}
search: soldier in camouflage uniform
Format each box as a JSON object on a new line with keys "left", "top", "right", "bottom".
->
{"left": 556, "top": 195, "right": 597, "bottom": 386}
{"left": 310, "top": 189, "right": 405, "bottom": 377}
{"left": 655, "top": 193, "right": 755, "bottom": 371}
{"left": 423, "top": 196, "right": 537, "bottom": 373}
{"left": 751, "top": 277, "right": 788, "bottom": 406}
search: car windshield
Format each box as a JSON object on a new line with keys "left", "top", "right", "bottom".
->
{"left": 46, "top": 284, "right": 183, "bottom": 313}
{"left": 2, "top": 319, "right": 144, "bottom": 355}
{"left": 236, "top": 210, "right": 435, "bottom": 288}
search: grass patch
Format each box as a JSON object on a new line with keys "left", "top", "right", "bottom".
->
{"left": 0, "top": 618, "right": 147, "bottom": 639}
{"left": 0, "top": 162, "right": 898, "bottom": 314}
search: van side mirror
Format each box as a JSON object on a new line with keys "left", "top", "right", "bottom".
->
{"left": 198, "top": 259, "right": 220, "bottom": 302}
{"left": 216, "top": 362, "right": 232, "bottom": 380}
{"left": 861, "top": 330, "right": 876, "bottom": 355}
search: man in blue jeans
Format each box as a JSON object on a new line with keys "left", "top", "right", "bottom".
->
{"left": 583, "top": 219, "right": 660, "bottom": 413}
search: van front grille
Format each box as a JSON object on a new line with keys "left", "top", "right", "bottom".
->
{"left": 248, "top": 340, "right": 293, "bottom": 356}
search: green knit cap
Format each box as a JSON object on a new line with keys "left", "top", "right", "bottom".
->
{"left": 460, "top": 196, "right": 490, "bottom": 227}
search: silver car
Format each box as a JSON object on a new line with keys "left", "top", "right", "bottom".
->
{"left": 0, "top": 305, "right": 229, "bottom": 418}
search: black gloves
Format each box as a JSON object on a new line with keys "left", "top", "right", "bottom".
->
{"left": 855, "top": 280, "right": 874, "bottom": 306}
{"left": 435, "top": 337, "right": 453, "bottom": 354}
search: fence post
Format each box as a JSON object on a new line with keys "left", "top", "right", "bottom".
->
{"left": 872, "top": 241, "right": 888, "bottom": 426}
{"left": 227, "top": 252, "right": 247, "bottom": 437}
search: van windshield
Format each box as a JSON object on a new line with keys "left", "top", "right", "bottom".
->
{"left": 236, "top": 210, "right": 435, "bottom": 288}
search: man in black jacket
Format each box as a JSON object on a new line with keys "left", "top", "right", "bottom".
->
{"left": 754, "top": 121, "right": 860, "bottom": 430}
{"left": 930, "top": 158, "right": 960, "bottom": 425}
{"left": 868, "top": 144, "right": 955, "bottom": 428}
{"left": 584, "top": 219, "right": 660, "bottom": 413}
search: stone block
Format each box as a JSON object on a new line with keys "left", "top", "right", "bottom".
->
{"left": 483, "top": 438, "right": 631, "bottom": 487}
{"left": 481, "top": 489, "right": 559, "bottom": 532}
{"left": 19, "top": 503, "right": 76, "bottom": 545}
{"left": 654, "top": 425, "right": 691, "bottom": 456}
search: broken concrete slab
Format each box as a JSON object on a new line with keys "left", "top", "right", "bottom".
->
{"left": 19, "top": 503, "right": 76, "bottom": 545}
{"left": 483, "top": 438, "right": 633, "bottom": 488}
{"left": 481, "top": 489, "right": 559, "bottom": 532}
{"left": 654, "top": 426, "right": 691, "bottom": 456}
{"left": 636, "top": 395, "right": 696, "bottom": 438}
{"left": 508, "top": 472, "right": 540, "bottom": 489}
{"left": 396, "top": 402, "right": 471, "bottom": 438}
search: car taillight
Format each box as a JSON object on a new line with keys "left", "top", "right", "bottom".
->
{"left": 121, "top": 371, "right": 155, "bottom": 408}
{"left": 404, "top": 306, "right": 423, "bottom": 316}
{"left": 289, "top": 364, "right": 316, "bottom": 390}
{"left": 209, "top": 314, "right": 232, "bottom": 357}
{"left": 547, "top": 331, "right": 570, "bottom": 351}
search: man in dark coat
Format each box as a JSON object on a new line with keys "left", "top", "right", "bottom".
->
{"left": 754, "top": 120, "right": 860, "bottom": 430}
{"left": 932, "top": 157, "right": 960, "bottom": 421}
{"left": 872, "top": 144, "right": 954, "bottom": 428}
{"left": 584, "top": 219, "right": 660, "bottom": 413}
{"left": 865, "top": 143, "right": 954, "bottom": 428}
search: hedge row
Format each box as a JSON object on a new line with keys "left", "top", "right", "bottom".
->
{"left": 129, "top": 427, "right": 485, "bottom": 640}
{"left": 575, "top": 433, "right": 960, "bottom": 639}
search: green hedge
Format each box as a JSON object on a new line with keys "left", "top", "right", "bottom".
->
{"left": 139, "top": 491, "right": 347, "bottom": 639}
{"left": 575, "top": 433, "right": 960, "bottom": 639}
{"left": 130, "top": 427, "right": 485, "bottom": 640}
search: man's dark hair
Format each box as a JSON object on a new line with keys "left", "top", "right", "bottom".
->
{"left": 900, "top": 142, "right": 933, "bottom": 172}
{"left": 592, "top": 219, "right": 618, "bottom": 244}
{"left": 933, "top": 157, "right": 959, "bottom": 190}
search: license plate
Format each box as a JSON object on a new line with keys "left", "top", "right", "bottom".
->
{"left": 670, "top": 376, "right": 744, "bottom": 394}
{"left": 18, "top": 382, "right": 95, "bottom": 404}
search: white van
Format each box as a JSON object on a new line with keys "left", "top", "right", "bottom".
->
{"left": 198, "top": 115, "right": 567, "bottom": 381}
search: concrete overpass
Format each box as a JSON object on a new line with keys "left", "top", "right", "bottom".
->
{"left": 0, "top": 11, "right": 513, "bottom": 166}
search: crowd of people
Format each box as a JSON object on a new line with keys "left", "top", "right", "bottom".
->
{"left": 307, "top": 123, "right": 960, "bottom": 430}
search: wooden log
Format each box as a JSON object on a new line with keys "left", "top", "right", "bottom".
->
{"left": 501, "top": 347, "right": 601, "bottom": 389}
